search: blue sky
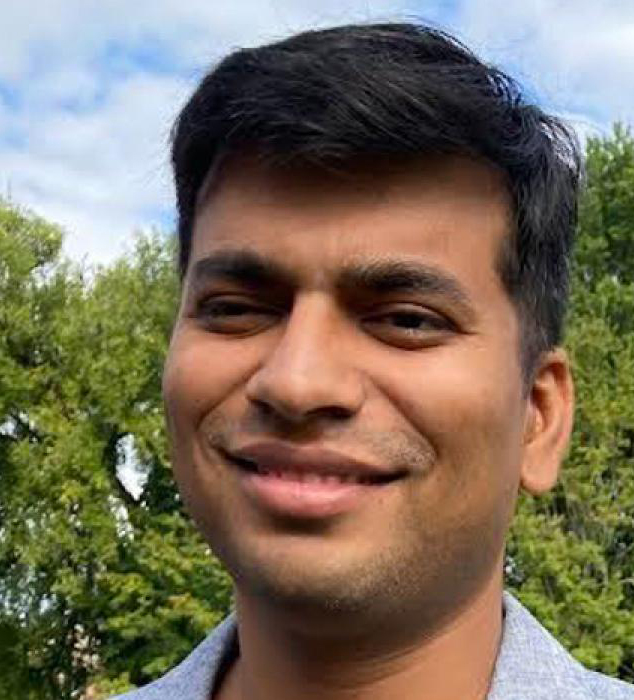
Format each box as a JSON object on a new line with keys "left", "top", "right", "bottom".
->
{"left": 1, "top": 0, "right": 632, "bottom": 265}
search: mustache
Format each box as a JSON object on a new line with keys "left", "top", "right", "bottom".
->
{"left": 200, "top": 410, "right": 436, "bottom": 476}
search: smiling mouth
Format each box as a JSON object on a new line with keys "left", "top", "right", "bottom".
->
{"left": 217, "top": 441, "right": 410, "bottom": 519}
{"left": 228, "top": 454, "right": 405, "bottom": 485}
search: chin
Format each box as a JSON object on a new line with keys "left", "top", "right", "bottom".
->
{"left": 220, "top": 535, "right": 381, "bottom": 614}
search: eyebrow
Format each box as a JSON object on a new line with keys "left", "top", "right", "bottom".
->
{"left": 189, "top": 249, "right": 476, "bottom": 320}
{"left": 338, "top": 258, "right": 477, "bottom": 320}
{"left": 190, "top": 249, "right": 294, "bottom": 290}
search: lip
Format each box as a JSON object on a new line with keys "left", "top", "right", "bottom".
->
{"left": 223, "top": 442, "right": 407, "bottom": 519}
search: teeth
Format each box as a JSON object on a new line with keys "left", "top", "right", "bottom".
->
{"left": 236, "top": 455, "right": 396, "bottom": 485}
{"left": 257, "top": 470, "right": 363, "bottom": 483}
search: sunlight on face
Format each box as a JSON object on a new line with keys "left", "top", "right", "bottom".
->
{"left": 163, "top": 153, "right": 528, "bottom": 638}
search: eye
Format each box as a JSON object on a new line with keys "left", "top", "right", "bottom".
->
{"left": 362, "top": 306, "right": 455, "bottom": 348}
{"left": 194, "top": 297, "right": 280, "bottom": 335}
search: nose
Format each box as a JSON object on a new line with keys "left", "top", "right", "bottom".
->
{"left": 245, "top": 295, "right": 365, "bottom": 423}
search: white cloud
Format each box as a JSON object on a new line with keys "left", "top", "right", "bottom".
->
{"left": 1, "top": 1, "right": 633, "bottom": 265}
{"left": 1, "top": 71, "right": 188, "bottom": 264}
{"left": 454, "top": 1, "right": 634, "bottom": 124}
{"left": 0, "top": 0, "right": 426, "bottom": 265}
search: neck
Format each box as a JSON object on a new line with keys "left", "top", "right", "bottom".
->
{"left": 217, "top": 569, "right": 504, "bottom": 700}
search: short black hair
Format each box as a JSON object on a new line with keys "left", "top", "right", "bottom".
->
{"left": 171, "top": 22, "right": 581, "bottom": 380}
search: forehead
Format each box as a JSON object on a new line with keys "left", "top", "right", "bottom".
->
{"left": 190, "top": 153, "right": 512, "bottom": 286}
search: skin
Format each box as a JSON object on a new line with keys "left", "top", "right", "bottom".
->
{"left": 163, "top": 153, "right": 574, "bottom": 700}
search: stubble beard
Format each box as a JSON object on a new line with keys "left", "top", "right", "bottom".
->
{"left": 180, "top": 411, "right": 508, "bottom": 644}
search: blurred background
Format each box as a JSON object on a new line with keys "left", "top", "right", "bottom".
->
{"left": 1, "top": 2, "right": 633, "bottom": 698}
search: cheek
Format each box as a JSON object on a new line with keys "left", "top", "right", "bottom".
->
{"left": 163, "top": 328, "right": 259, "bottom": 430}
{"left": 371, "top": 344, "right": 525, "bottom": 495}
{"left": 162, "top": 330, "right": 253, "bottom": 522}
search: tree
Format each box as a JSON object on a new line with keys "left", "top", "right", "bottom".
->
{"left": 507, "top": 125, "right": 634, "bottom": 680}
{"left": 0, "top": 203, "right": 232, "bottom": 699}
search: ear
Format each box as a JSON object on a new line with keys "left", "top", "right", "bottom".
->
{"left": 520, "top": 348, "right": 574, "bottom": 495}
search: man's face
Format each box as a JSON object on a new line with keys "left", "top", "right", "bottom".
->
{"left": 163, "top": 154, "right": 531, "bottom": 634}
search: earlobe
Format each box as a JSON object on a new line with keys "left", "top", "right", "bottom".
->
{"left": 520, "top": 349, "right": 575, "bottom": 495}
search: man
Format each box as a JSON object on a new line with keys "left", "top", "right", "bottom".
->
{"left": 116, "top": 22, "right": 634, "bottom": 700}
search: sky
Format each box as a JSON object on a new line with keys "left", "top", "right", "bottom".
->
{"left": 1, "top": 0, "right": 633, "bottom": 267}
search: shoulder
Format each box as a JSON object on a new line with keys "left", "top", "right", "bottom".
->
{"left": 488, "top": 592, "right": 634, "bottom": 700}
{"left": 585, "top": 670, "right": 634, "bottom": 699}
{"left": 109, "top": 613, "right": 238, "bottom": 700}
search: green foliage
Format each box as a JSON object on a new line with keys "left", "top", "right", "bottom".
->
{"left": 0, "top": 204, "right": 232, "bottom": 699}
{"left": 0, "top": 618, "right": 27, "bottom": 699}
{"left": 508, "top": 124, "right": 634, "bottom": 680}
{"left": 1, "top": 124, "right": 634, "bottom": 698}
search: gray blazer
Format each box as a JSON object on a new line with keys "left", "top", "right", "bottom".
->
{"left": 113, "top": 593, "right": 634, "bottom": 699}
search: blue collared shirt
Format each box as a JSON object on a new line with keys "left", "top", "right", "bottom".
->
{"left": 114, "top": 592, "right": 634, "bottom": 699}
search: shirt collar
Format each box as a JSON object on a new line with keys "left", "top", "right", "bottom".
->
{"left": 137, "top": 591, "right": 594, "bottom": 699}
{"left": 487, "top": 592, "right": 592, "bottom": 699}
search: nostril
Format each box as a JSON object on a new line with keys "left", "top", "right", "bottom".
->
{"left": 245, "top": 357, "right": 365, "bottom": 423}
{"left": 249, "top": 395, "right": 354, "bottom": 424}
{"left": 323, "top": 405, "right": 354, "bottom": 420}
{"left": 252, "top": 398, "right": 274, "bottom": 416}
